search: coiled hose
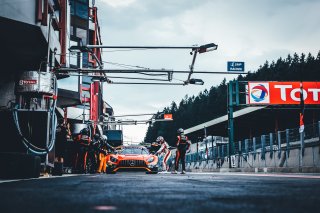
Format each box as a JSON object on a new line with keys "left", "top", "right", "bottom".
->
{"left": 12, "top": 75, "right": 58, "bottom": 155}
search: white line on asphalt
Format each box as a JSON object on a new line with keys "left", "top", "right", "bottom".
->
{"left": 0, "top": 174, "right": 84, "bottom": 184}
{"left": 233, "top": 173, "right": 320, "bottom": 179}
{"left": 187, "top": 172, "right": 320, "bottom": 179}
{"left": 2, "top": 172, "right": 319, "bottom": 184}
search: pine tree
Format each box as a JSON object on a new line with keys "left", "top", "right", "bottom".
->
{"left": 317, "top": 51, "right": 320, "bottom": 61}
{"left": 306, "top": 53, "right": 314, "bottom": 63}
{"left": 286, "top": 54, "right": 292, "bottom": 65}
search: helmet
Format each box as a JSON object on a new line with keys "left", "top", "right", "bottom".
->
{"left": 102, "top": 135, "right": 108, "bottom": 141}
{"left": 80, "top": 128, "right": 89, "bottom": 135}
{"left": 177, "top": 128, "right": 184, "bottom": 134}
{"left": 156, "top": 136, "right": 164, "bottom": 143}
{"left": 93, "top": 133, "right": 100, "bottom": 140}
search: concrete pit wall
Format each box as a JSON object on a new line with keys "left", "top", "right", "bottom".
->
{"left": 185, "top": 138, "right": 320, "bottom": 173}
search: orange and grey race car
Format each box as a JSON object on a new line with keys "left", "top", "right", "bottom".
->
{"left": 106, "top": 145, "right": 159, "bottom": 174}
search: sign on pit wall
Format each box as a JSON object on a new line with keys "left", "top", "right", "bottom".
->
{"left": 248, "top": 82, "right": 320, "bottom": 105}
{"left": 164, "top": 114, "right": 173, "bottom": 120}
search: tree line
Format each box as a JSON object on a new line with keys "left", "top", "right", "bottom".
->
{"left": 144, "top": 51, "right": 320, "bottom": 146}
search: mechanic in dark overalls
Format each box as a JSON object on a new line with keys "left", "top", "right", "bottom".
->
{"left": 172, "top": 128, "right": 191, "bottom": 174}
{"left": 73, "top": 128, "right": 91, "bottom": 173}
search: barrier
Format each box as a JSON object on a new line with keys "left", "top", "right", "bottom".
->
{"left": 183, "top": 121, "right": 320, "bottom": 172}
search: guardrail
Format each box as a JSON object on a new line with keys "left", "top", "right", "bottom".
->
{"left": 185, "top": 121, "right": 320, "bottom": 164}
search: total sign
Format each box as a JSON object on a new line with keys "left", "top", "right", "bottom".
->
{"left": 248, "top": 82, "right": 320, "bottom": 105}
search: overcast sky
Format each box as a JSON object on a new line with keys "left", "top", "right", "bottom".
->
{"left": 92, "top": 0, "right": 320, "bottom": 144}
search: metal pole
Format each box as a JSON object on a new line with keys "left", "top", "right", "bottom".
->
{"left": 86, "top": 45, "right": 201, "bottom": 49}
{"left": 78, "top": 52, "right": 83, "bottom": 94}
{"left": 270, "top": 133, "right": 273, "bottom": 158}
{"left": 46, "top": 13, "right": 53, "bottom": 73}
{"left": 107, "top": 76, "right": 169, "bottom": 81}
{"left": 196, "top": 138, "right": 199, "bottom": 162}
{"left": 107, "top": 82, "right": 185, "bottom": 85}
{"left": 186, "top": 50, "right": 198, "bottom": 84}
{"left": 204, "top": 126, "right": 208, "bottom": 161}
{"left": 212, "top": 136, "right": 214, "bottom": 161}
{"left": 245, "top": 139, "right": 249, "bottom": 154}
{"left": 300, "top": 131, "right": 305, "bottom": 167}
{"left": 57, "top": 68, "right": 245, "bottom": 75}
{"left": 235, "top": 81, "right": 240, "bottom": 105}
{"left": 112, "top": 113, "right": 157, "bottom": 117}
{"left": 253, "top": 137, "right": 256, "bottom": 160}
{"left": 82, "top": 95, "right": 86, "bottom": 124}
{"left": 228, "top": 81, "right": 235, "bottom": 168}
{"left": 277, "top": 131, "right": 281, "bottom": 159}
{"left": 286, "top": 129, "right": 290, "bottom": 158}
{"left": 261, "top": 135, "right": 266, "bottom": 160}
{"left": 45, "top": 111, "right": 51, "bottom": 167}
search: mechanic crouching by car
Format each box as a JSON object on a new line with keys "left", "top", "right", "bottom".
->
{"left": 155, "top": 136, "right": 171, "bottom": 172}
{"left": 172, "top": 128, "right": 191, "bottom": 174}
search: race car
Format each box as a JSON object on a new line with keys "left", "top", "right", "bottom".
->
{"left": 106, "top": 145, "right": 159, "bottom": 174}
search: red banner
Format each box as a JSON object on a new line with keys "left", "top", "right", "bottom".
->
{"left": 164, "top": 114, "right": 173, "bottom": 120}
{"left": 248, "top": 82, "right": 320, "bottom": 105}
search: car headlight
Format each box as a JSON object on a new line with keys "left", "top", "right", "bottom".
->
{"left": 110, "top": 156, "right": 118, "bottom": 163}
{"left": 147, "top": 157, "right": 154, "bottom": 163}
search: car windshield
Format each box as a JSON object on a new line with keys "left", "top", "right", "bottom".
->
{"left": 121, "top": 147, "right": 149, "bottom": 155}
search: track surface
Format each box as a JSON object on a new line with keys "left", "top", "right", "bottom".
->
{"left": 1, "top": 172, "right": 320, "bottom": 213}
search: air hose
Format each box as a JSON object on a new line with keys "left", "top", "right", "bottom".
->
{"left": 12, "top": 76, "right": 58, "bottom": 155}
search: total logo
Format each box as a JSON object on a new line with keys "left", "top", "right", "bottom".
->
{"left": 249, "top": 82, "right": 270, "bottom": 104}
{"left": 248, "top": 82, "right": 320, "bottom": 105}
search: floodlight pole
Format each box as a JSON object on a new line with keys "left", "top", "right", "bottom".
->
{"left": 185, "top": 50, "right": 198, "bottom": 85}
{"left": 86, "top": 45, "right": 201, "bottom": 49}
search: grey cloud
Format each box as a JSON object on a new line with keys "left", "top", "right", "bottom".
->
{"left": 97, "top": 0, "right": 211, "bottom": 30}
{"left": 94, "top": 0, "right": 320, "bottom": 141}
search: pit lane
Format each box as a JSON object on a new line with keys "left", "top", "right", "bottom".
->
{"left": 1, "top": 172, "right": 320, "bottom": 213}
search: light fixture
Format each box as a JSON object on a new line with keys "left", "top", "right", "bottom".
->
{"left": 188, "top": 78, "right": 204, "bottom": 85}
{"left": 69, "top": 45, "right": 90, "bottom": 53}
{"left": 198, "top": 43, "right": 218, "bottom": 53}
